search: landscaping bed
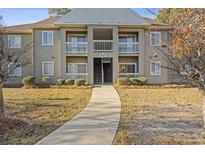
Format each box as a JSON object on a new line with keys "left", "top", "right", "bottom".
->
{"left": 0, "top": 88, "right": 92, "bottom": 144}
{"left": 113, "top": 87, "right": 205, "bottom": 144}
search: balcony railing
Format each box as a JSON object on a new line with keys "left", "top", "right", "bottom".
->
{"left": 93, "top": 40, "right": 113, "bottom": 51}
{"left": 118, "top": 42, "right": 139, "bottom": 53}
{"left": 66, "top": 42, "right": 88, "bottom": 54}
{"left": 66, "top": 73, "right": 88, "bottom": 82}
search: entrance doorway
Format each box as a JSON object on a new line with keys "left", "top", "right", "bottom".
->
{"left": 93, "top": 58, "right": 113, "bottom": 84}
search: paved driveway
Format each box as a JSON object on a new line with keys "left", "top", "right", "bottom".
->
{"left": 36, "top": 85, "right": 121, "bottom": 145}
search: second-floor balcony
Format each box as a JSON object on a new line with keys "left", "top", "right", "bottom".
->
{"left": 118, "top": 42, "right": 139, "bottom": 53}
{"left": 93, "top": 40, "right": 113, "bottom": 51}
{"left": 66, "top": 42, "right": 88, "bottom": 54}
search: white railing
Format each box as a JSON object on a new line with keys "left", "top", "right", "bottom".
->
{"left": 119, "top": 73, "right": 140, "bottom": 78}
{"left": 93, "top": 40, "right": 113, "bottom": 51}
{"left": 66, "top": 42, "right": 88, "bottom": 54}
{"left": 66, "top": 73, "right": 88, "bottom": 82}
{"left": 118, "top": 42, "right": 139, "bottom": 53}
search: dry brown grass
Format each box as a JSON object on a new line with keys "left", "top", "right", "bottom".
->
{"left": 0, "top": 88, "right": 92, "bottom": 145}
{"left": 113, "top": 87, "right": 205, "bottom": 145}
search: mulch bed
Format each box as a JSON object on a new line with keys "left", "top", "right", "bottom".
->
{"left": 0, "top": 117, "right": 26, "bottom": 135}
{"left": 114, "top": 84, "right": 195, "bottom": 89}
{"left": 3, "top": 84, "right": 93, "bottom": 89}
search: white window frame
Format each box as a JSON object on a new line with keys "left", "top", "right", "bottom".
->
{"left": 118, "top": 34, "right": 138, "bottom": 43}
{"left": 118, "top": 34, "right": 139, "bottom": 54}
{"left": 8, "top": 35, "right": 22, "bottom": 48}
{"left": 66, "top": 34, "right": 88, "bottom": 53}
{"left": 67, "top": 34, "right": 87, "bottom": 43}
{"left": 150, "top": 32, "right": 161, "bottom": 46}
{"left": 67, "top": 63, "right": 88, "bottom": 74}
{"left": 8, "top": 63, "right": 22, "bottom": 77}
{"left": 42, "top": 31, "right": 54, "bottom": 45}
{"left": 150, "top": 61, "right": 161, "bottom": 75}
{"left": 119, "top": 63, "right": 138, "bottom": 75}
{"left": 42, "top": 61, "right": 54, "bottom": 76}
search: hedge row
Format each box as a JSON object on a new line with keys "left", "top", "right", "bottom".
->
{"left": 56, "top": 79, "right": 86, "bottom": 86}
{"left": 117, "top": 77, "right": 148, "bottom": 85}
{"left": 21, "top": 76, "right": 86, "bottom": 86}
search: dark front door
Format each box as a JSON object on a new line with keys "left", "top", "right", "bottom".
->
{"left": 103, "top": 62, "right": 112, "bottom": 84}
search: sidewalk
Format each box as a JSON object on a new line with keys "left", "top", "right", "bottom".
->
{"left": 36, "top": 85, "right": 121, "bottom": 145}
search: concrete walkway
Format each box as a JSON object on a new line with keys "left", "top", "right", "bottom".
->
{"left": 37, "top": 85, "right": 121, "bottom": 145}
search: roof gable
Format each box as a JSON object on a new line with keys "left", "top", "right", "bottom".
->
{"left": 55, "top": 8, "right": 150, "bottom": 25}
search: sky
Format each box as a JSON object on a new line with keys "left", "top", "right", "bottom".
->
{"left": 0, "top": 8, "right": 160, "bottom": 26}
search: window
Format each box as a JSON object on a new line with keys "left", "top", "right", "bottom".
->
{"left": 67, "top": 35, "right": 87, "bottom": 52}
{"left": 150, "top": 32, "right": 161, "bottom": 45}
{"left": 150, "top": 61, "right": 161, "bottom": 75}
{"left": 118, "top": 35, "right": 139, "bottom": 53}
{"left": 42, "top": 31, "right": 53, "bottom": 45}
{"left": 8, "top": 35, "right": 21, "bottom": 48}
{"left": 119, "top": 63, "right": 137, "bottom": 74}
{"left": 42, "top": 61, "right": 54, "bottom": 76}
{"left": 68, "top": 63, "right": 87, "bottom": 74}
{"left": 8, "top": 63, "right": 22, "bottom": 76}
{"left": 68, "top": 35, "right": 86, "bottom": 42}
{"left": 119, "top": 36, "right": 136, "bottom": 43}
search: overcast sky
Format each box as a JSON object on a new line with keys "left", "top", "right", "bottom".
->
{"left": 0, "top": 8, "right": 160, "bottom": 26}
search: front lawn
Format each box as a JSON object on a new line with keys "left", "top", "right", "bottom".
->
{"left": 113, "top": 87, "right": 205, "bottom": 144}
{"left": 0, "top": 88, "right": 92, "bottom": 144}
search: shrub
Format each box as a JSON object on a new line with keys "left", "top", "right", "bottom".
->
{"left": 74, "top": 79, "right": 86, "bottom": 86}
{"left": 130, "top": 77, "right": 148, "bottom": 85}
{"left": 117, "top": 77, "right": 130, "bottom": 85}
{"left": 41, "top": 76, "right": 50, "bottom": 84}
{"left": 129, "top": 78, "right": 139, "bottom": 85}
{"left": 136, "top": 77, "right": 148, "bottom": 85}
{"left": 56, "top": 79, "right": 65, "bottom": 86}
{"left": 22, "top": 76, "right": 35, "bottom": 85}
{"left": 65, "top": 79, "right": 75, "bottom": 85}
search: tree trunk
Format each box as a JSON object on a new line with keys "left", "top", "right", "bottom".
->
{"left": 0, "top": 81, "right": 5, "bottom": 122}
{"left": 202, "top": 91, "right": 205, "bottom": 128}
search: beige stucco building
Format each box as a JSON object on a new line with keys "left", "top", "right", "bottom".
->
{"left": 4, "top": 8, "right": 178, "bottom": 85}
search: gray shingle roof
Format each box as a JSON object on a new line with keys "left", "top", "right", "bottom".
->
{"left": 55, "top": 8, "right": 151, "bottom": 25}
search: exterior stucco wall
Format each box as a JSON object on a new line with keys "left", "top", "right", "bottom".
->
{"left": 144, "top": 30, "right": 169, "bottom": 83}
{"left": 4, "top": 26, "right": 173, "bottom": 85}
{"left": 87, "top": 25, "right": 119, "bottom": 84}
{"left": 118, "top": 56, "right": 138, "bottom": 63}
{"left": 5, "top": 34, "right": 34, "bottom": 84}
{"left": 33, "top": 29, "right": 60, "bottom": 84}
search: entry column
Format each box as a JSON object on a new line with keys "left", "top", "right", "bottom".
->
{"left": 87, "top": 26, "right": 94, "bottom": 84}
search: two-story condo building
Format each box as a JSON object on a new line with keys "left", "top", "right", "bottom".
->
{"left": 4, "top": 8, "right": 177, "bottom": 85}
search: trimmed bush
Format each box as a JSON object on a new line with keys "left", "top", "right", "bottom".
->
{"left": 130, "top": 77, "right": 148, "bottom": 85}
{"left": 74, "top": 79, "right": 86, "bottom": 86}
{"left": 129, "top": 78, "right": 139, "bottom": 85}
{"left": 65, "top": 79, "right": 75, "bottom": 85}
{"left": 117, "top": 77, "right": 130, "bottom": 85}
{"left": 41, "top": 76, "right": 50, "bottom": 84}
{"left": 136, "top": 77, "right": 148, "bottom": 85}
{"left": 22, "top": 76, "right": 35, "bottom": 85}
{"left": 56, "top": 79, "right": 65, "bottom": 86}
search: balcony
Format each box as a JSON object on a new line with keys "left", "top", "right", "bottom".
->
{"left": 66, "top": 42, "right": 88, "bottom": 54}
{"left": 93, "top": 40, "right": 113, "bottom": 51}
{"left": 118, "top": 42, "right": 139, "bottom": 53}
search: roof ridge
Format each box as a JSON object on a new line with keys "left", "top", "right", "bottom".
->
{"left": 6, "top": 22, "right": 35, "bottom": 28}
{"left": 55, "top": 8, "right": 79, "bottom": 24}
{"left": 34, "top": 15, "right": 61, "bottom": 24}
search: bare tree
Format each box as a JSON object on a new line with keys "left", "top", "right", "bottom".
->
{"left": 0, "top": 16, "right": 32, "bottom": 122}
{"left": 147, "top": 9, "right": 205, "bottom": 127}
{"left": 48, "top": 8, "right": 71, "bottom": 16}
